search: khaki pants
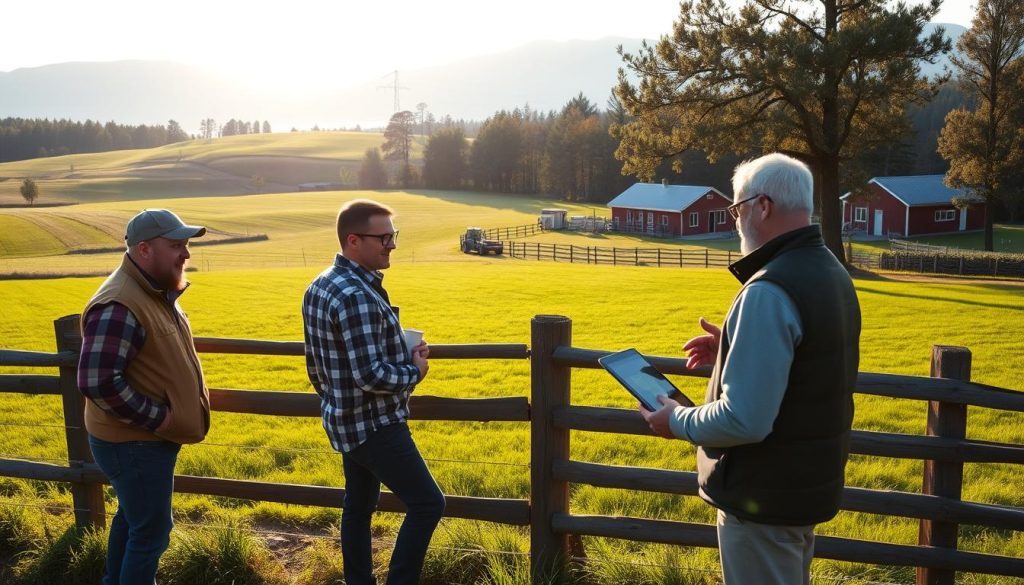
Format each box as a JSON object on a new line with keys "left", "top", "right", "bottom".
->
{"left": 716, "top": 509, "right": 815, "bottom": 585}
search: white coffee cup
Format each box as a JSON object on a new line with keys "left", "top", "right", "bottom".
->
{"left": 403, "top": 328, "right": 424, "bottom": 357}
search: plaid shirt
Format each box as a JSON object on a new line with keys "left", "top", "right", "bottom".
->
{"left": 303, "top": 254, "right": 421, "bottom": 453}
{"left": 77, "top": 303, "right": 167, "bottom": 431}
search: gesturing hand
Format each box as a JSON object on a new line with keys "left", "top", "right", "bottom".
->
{"left": 682, "top": 317, "right": 721, "bottom": 370}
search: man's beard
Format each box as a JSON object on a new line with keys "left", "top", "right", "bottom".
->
{"left": 156, "top": 262, "right": 188, "bottom": 291}
{"left": 739, "top": 213, "right": 762, "bottom": 255}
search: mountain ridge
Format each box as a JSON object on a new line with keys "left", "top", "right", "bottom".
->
{"left": 0, "top": 24, "right": 965, "bottom": 131}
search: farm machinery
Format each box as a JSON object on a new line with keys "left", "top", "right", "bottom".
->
{"left": 460, "top": 227, "right": 504, "bottom": 255}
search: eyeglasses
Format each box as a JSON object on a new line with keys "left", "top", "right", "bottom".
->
{"left": 727, "top": 194, "right": 772, "bottom": 220}
{"left": 352, "top": 231, "right": 398, "bottom": 246}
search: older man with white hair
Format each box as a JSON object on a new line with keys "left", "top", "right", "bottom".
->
{"left": 642, "top": 153, "right": 862, "bottom": 585}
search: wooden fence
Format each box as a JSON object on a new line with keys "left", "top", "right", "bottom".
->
{"left": 506, "top": 242, "right": 736, "bottom": 268}
{"left": 481, "top": 223, "right": 545, "bottom": 240}
{"left": 2, "top": 314, "right": 1024, "bottom": 584}
{"left": 878, "top": 252, "right": 1024, "bottom": 278}
{"left": 874, "top": 240, "right": 1024, "bottom": 278}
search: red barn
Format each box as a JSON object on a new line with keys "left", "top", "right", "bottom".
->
{"left": 607, "top": 182, "right": 734, "bottom": 237}
{"left": 841, "top": 175, "right": 985, "bottom": 237}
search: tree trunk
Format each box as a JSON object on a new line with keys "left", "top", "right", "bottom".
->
{"left": 818, "top": 156, "right": 848, "bottom": 265}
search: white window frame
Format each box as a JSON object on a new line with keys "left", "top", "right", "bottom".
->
{"left": 854, "top": 207, "right": 868, "bottom": 222}
{"left": 626, "top": 210, "right": 633, "bottom": 223}
{"left": 689, "top": 211, "right": 699, "bottom": 228}
{"left": 660, "top": 214, "right": 669, "bottom": 227}
{"left": 935, "top": 209, "right": 955, "bottom": 222}
{"left": 716, "top": 210, "right": 727, "bottom": 225}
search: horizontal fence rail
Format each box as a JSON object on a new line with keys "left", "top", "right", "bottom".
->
{"left": 2, "top": 315, "right": 1024, "bottom": 583}
{"left": 506, "top": 242, "right": 735, "bottom": 268}
{"left": 480, "top": 223, "right": 544, "bottom": 241}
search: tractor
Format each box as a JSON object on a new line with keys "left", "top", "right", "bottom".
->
{"left": 460, "top": 227, "right": 504, "bottom": 255}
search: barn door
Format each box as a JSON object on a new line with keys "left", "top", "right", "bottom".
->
{"left": 873, "top": 209, "right": 884, "bottom": 236}
{"left": 959, "top": 209, "right": 968, "bottom": 231}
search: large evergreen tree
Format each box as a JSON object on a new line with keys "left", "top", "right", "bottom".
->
{"left": 167, "top": 119, "right": 189, "bottom": 143}
{"left": 937, "top": 0, "right": 1024, "bottom": 250}
{"left": 613, "top": 0, "right": 949, "bottom": 264}
{"left": 423, "top": 127, "right": 468, "bottom": 189}
{"left": 382, "top": 110, "right": 416, "bottom": 186}
{"left": 358, "top": 147, "right": 388, "bottom": 189}
{"left": 470, "top": 111, "right": 525, "bottom": 192}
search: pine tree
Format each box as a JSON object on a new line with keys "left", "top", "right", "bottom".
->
{"left": 937, "top": 0, "right": 1024, "bottom": 250}
{"left": 613, "top": 0, "right": 949, "bottom": 264}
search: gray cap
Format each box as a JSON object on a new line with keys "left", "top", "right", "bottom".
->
{"left": 125, "top": 209, "right": 206, "bottom": 246}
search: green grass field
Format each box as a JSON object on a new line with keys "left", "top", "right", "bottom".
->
{"left": 0, "top": 132, "right": 429, "bottom": 205}
{"left": 1, "top": 135, "right": 1023, "bottom": 582}
{"left": 1, "top": 197, "right": 1023, "bottom": 582}
{"left": 0, "top": 189, "right": 738, "bottom": 274}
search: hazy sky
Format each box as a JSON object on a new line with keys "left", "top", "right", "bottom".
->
{"left": 1, "top": 0, "right": 977, "bottom": 91}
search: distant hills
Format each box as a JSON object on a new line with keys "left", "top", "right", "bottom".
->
{"left": 0, "top": 24, "right": 965, "bottom": 132}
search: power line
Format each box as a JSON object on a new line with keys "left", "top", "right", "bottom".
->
{"left": 377, "top": 70, "right": 410, "bottom": 114}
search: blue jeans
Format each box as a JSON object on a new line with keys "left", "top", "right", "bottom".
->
{"left": 341, "top": 422, "right": 445, "bottom": 585}
{"left": 89, "top": 435, "right": 180, "bottom": 585}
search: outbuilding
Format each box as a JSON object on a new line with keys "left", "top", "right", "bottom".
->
{"left": 606, "top": 181, "right": 734, "bottom": 237}
{"left": 841, "top": 175, "right": 985, "bottom": 237}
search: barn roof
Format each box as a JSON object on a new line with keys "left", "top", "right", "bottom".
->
{"left": 843, "top": 175, "right": 980, "bottom": 207}
{"left": 606, "top": 183, "right": 728, "bottom": 212}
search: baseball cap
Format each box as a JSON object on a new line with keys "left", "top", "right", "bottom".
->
{"left": 125, "top": 209, "right": 207, "bottom": 246}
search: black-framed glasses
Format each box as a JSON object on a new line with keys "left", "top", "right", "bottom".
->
{"left": 352, "top": 231, "right": 398, "bottom": 246}
{"left": 727, "top": 194, "right": 772, "bottom": 220}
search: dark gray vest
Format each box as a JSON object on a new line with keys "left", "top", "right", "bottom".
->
{"left": 697, "top": 225, "right": 861, "bottom": 525}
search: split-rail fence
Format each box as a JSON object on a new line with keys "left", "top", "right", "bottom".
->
{"left": 1, "top": 315, "right": 1023, "bottom": 584}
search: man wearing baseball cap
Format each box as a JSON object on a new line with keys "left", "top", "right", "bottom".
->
{"left": 77, "top": 209, "right": 209, "bottom": 584}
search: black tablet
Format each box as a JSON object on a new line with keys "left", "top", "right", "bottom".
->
{"left": 599, "top": 348, "right": 696, "bottom": 411}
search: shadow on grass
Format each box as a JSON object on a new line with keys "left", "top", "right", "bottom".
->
{"left": 855, "top": 284, "right": 1024, "bottom": 312}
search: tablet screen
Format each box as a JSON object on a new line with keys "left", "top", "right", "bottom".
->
{"left": 599, "top": 348, "right": 695, "bottom": 410}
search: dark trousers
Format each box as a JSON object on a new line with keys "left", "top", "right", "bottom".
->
{"left": 341, "top": 422, "right": 445, "bottom": 585}
{"left": 88, "top": 435, "right": 180, "bottom": 585}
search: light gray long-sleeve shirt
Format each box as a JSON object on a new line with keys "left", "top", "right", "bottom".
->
{"left": 669, "top": 281, "right": 803, "bottom": 448}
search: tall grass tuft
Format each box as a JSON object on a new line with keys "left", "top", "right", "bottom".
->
{"left": 10, "top": 525, "right": 106, "bottom": 585}
{"left": 575, "top": 538, "right": 719, "bottom": 585}
{"left": 0, "top": 505, "right": 44, "bottom": 557}
{"left": 294, "top": 538, "right": 344, "bottom": 585}
{"left": 158, "top": 519, "right": 288, "bottom": 585}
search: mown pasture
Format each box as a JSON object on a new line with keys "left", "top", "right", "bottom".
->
{"left": 1, "top": 196, "right": 1023, "bottom": 581}
{"left": 0, "top": 132, "right": 426, "bottom": 205}
{"left": 0, "top": 189, "right": 743, "bottom": 276}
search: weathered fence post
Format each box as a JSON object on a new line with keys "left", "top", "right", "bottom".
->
{"left": 531, "top": 315, "right": 572, "bottom": 583}
{"left": 916, "top": 345, "right": 971, "bottom": 585}
{"left": 54, "top": 315, "right": 106, "bottom": 529}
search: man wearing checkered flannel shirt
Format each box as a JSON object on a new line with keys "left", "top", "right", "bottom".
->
{"left": 303, "top": 199, "right": 444, "bottom": 585}
{"left": 77, "top": 208, "right": 209, "bottom": 585}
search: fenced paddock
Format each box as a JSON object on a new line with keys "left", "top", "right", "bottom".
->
{"left": 507, "top": 242, "right": 736, "bottom": 268}
{"left": 845, "top": 239, "right": 1024, "bottom": 278}
{"left": 481, "top": 223, "right": 545, "bottom": 241}
{"left": 2, "top": 315, "right": 1024, "bottom": 584}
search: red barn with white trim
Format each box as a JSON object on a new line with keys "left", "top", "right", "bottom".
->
{"left": 841, "top": 175, "right": 985, "bottom": 237}
{"left": 607, "top": 182, "right": 734, "bottom": 237}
